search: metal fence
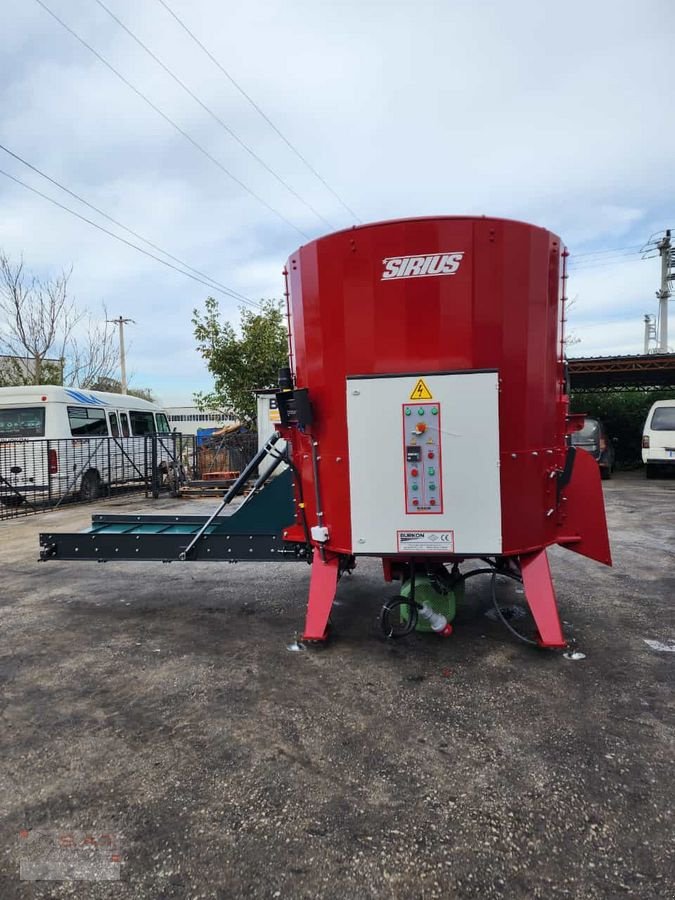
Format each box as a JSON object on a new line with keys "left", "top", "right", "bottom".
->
{"left": 0, "top": 433, "right": 197, "bottom": 520}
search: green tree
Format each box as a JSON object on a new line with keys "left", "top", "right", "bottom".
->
{"left": 193, "top": 297, "right": 288, "bottom": 425}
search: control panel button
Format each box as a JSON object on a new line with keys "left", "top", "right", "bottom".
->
{"left": 403, "top": 401, "right": 442, "bottom": 515}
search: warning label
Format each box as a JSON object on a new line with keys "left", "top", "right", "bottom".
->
{"left": 396, "top": 530, "right": 455, "bottom": 553}
{"left": 409, "top": 378, "right": 433, "bottom": 400}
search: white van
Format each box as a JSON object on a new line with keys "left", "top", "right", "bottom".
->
{"left": 0, "top": 385, "right": 172, "bottom": 505}
{"left": 642, "top": 399, "right": 675, "bottom": 478}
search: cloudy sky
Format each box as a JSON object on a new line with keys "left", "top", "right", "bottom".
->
{"left": 1, "top": 0, "right": 672, "bottom": 403}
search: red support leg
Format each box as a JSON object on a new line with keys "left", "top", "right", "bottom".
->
{"left": 302, "top": 551, "right": 340, "bottom": 641}
{"left": 519, "top": 549, "right": 567, "bottom": 649}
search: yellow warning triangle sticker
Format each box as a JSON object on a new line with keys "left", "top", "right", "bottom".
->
{"left": 409, "top": 378, "right": 433, "bottom": 400}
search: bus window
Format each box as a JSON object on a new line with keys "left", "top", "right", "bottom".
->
{"left": 0, "top": 407, "right": 45, "bottom": 438}
{"left": 109, "top": 412, "right": 120, "bottom": 437}
{"left": 130, "top": 410, "right": 155, "bottom": 435}
{"left": 68, "top": 406, "right": 109, "bottom": 437}
{"left": 120, "top": 413, "right": 130, "bottom": 437}
{"left": 155, "top": 412, "right": 170, "bottom": 433}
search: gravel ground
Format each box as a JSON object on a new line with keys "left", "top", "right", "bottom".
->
{"left": 0, "top": 471, "right": 673, "bottom": 899}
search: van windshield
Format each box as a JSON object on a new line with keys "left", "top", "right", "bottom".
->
{"left": 0, "top": 407, "right": 46, "bottom": 438}
{"left": 651, "top": 407, "right": 675, "bottom": 431}
{"left": 570, "top": 419, "right": 599, "bottom": 444}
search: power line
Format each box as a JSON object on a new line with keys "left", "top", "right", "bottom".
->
{"left": 567, "top": 252, "right": 644, "bottom": 272}
{"left": 0, "top": 142, "right": 256, "bottom": 306}
{"left": 33, "top": 0, "right": 311, "bottom": 240}
{"left": 0, "top": 167, "right": 264, "bottom": 307}
{"left": 155, "top": 0, "right": 361, "bottom": 223}
{"left": 569, "top": 248, "right": 643, "bottom": 265}
{"left": 570, "top": 244, "right": 643, "bottom": 258}
{"left": 92, "top": 0, "right": 337, "bottom": 231}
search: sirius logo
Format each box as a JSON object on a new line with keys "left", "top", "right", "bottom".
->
{"left": 381, "top": 252, "right": 464, "bottom": 281}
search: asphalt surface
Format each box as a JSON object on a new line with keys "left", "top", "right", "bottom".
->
{"left": 0, "top": 471, "right": 673, "bottom": 899}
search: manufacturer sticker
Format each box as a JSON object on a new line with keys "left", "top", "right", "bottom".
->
{"left": 381, "top": 252, "right": 464, "bottom": 281}
{"left": 396, "top": 530, "right": 455, "bottom": 553}
{"left": 409, "top": 378, "right": 433, "bottom": 400}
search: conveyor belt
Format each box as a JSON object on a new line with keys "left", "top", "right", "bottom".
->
{"left": 40, "top": 468, "right": 307, "bottom": 563}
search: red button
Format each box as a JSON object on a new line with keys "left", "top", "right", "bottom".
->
{"left": 428, "top": 452, "right": 435, "bottom": 459}
{"left": 412, "top": 498, "right": 419, "bottom": 506}
{"left": 416, "top": 423, "right": 427, "bottom": 434}
{"left": 430, "top": 499, "right": 437, "bottom": 506}
{"left": 410, "top": 468, "right": 418, "bottom": 477}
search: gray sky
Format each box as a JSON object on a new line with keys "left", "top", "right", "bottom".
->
{"left": 1, "top": 0, "right": 672, "bottom": 403}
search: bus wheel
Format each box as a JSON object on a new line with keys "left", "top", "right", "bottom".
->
{"left": 80, "top": 470, "right": 101, "bottom": 501}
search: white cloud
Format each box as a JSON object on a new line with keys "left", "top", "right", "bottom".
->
{"left": 0, "top": 0, "right": 672, "bottom": 400}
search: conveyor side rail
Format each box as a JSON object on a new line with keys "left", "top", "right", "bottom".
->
{"left": 39, "top": 525, "right": 305, "bottom": 562}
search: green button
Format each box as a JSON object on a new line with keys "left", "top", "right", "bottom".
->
{"left": 429, "top": 484, "right": 436, "bottom": 491}
{"left": 405, "top": 407, "right": 411, "bottom": 416}
{"left": 431, "top": 407, "right": 438, "bottom": 415}
{"left": 418, "top": 408, "right": 425, "bottom": 415}
{"left": 411, "top": 484, "right": 418, "bottom": 491}
{"left": 428, "top": 467, "right": 435, "bottom": 476}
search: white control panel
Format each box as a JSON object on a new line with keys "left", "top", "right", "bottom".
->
{"left": 346, "top": 371, "right": 502, "bottom": 555}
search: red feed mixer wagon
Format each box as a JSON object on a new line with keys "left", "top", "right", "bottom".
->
{"left": 40, "top": 216, "right": 611, "bottom": 650}
{"left": 277, "top": 215, "right": 611, "bottom": 647}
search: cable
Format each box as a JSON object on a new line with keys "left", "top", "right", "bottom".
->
{"left": 489, "top": 573, "right": 539, "bottom": 647}
{"left": 0, "top": 143, "right": 256, "bottom": 307}
{"left": 33, "top": 0, "right": 311, "bottom": 240}
{"left": 92, "top": 0, "right": 336, "bottom": 231}
{"left": 570, "top": 244, "right": 643, "bottom": 258}
{"left": 568, "top": 253, "right": 644, "bottom": 272}
{"left": 0, "top": 167, "right": 264, "bottom": 307}
{"left": 155, "top": 0, "right": 361, "bottom": 223}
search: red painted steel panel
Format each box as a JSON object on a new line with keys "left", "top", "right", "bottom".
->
{"left": 282, "top": 216, "right": 608, "bottom": 563}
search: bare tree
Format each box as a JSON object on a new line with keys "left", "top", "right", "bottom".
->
{"left": 563, "top": 294, "right": 582, "bottom": 348}
{"left": 0, "top": 252, "right": 118, "bottom": 388}
{"left": 0, "top": 252, "right": 79, "bottom": 384}
{"left": 65, "top": 305, "right": 118, "bottom": 388}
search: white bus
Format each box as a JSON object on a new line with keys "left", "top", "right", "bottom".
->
{"left": 0, "top": 385, "right": 173, "bottom": 505}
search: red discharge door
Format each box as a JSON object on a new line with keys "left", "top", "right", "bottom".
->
{"left": 277, "top": 216, "right": 611, "bottom": 647}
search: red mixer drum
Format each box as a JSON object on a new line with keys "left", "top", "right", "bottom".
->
{"left": 277, "top": 216, "right": 611, "bottom": 647}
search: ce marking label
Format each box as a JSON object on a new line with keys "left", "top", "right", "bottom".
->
{"left": 396, "top": 530, "right": 455, "bottom": 553}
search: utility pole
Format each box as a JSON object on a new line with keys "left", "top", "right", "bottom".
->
{"left": 642, "top": 229, "right": 674, "bottom": 353}
{"left": 656, "top": 230, "right": 672, "bottom": 352}
{"left": 107, "top": 316, "right": 134, "bottom": 394}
